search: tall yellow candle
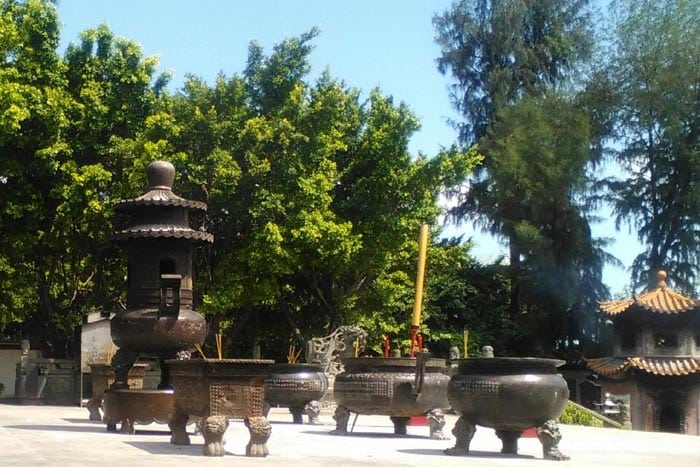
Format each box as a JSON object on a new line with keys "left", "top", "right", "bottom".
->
{"left": 411, "top": 224, "right": 429, "bottom": 328}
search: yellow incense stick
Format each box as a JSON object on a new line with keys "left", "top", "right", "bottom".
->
{"left": 194, "top": 343, "right": 207, "bottom": 359}
{"left": 463, "top": 330, "right": 469, "bottom": 358}
{"left": 411, "top": 224, "right": 429, "bottom": 328}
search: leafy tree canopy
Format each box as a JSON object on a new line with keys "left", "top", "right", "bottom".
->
{"left": 600, "top": 0, "right": 700, "bottom": 292}
{"left": 140, "top": 31, "right": 482, "bottom": 357}
{"left": 0, "top": 0, "right": 167, "bottom": 355}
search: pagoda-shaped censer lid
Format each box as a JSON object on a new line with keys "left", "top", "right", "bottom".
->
{"left": 112, "top": 161, "right": 213, "bottom": 243}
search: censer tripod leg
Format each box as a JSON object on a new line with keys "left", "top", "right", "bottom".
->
{"left": 350, "top": 412, "right": 359, "bottom": 432}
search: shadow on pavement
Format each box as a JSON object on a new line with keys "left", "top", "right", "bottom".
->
{"left": 398, "top": 448, "right": 535, "bottom": 460}
{"left": 5, "top": 424, "right": 104, "bottom": 433}
{"left": 303, "top": 430, "right": 428, "bottom": 440}
{"left": 62, "top": 417, "right": 99, "bottom": 424}
{"left": 124, "top": 440, "right": 252, "bottom": 458}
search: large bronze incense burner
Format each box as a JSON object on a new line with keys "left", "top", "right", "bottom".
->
{"left": 103, "top": 160, "right": 212, "bottom": 432}
{"left": 264, "top": 363, "right": 329, "bottom": 424}
{"left": 110, "top": 160, "right": 211, "bottom": 372}
{"left": 445, "top": 352, "right": 570, "bottom": 461}
{"left": 168, "top": 359, "right": 274, "bottom": 456}
{"left": 331, "top": 353, "right": 450, "bottom": 438}
{"left": 329, "top": 226, "right": 449, "bottom": 439}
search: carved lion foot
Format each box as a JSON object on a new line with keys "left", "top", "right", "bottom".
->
{"left": 202, "top": 415, "right": 229, "bottom": 456}
{"left": 428, "top": 409, "right": 447, "bottom": 440}
{"left": 304, "top": 400, "right": 322, "bottom": 425}
{"left": 445, "top": 416, "right": 475, "bottom": 455}
{"left": 245, "top": 416, "right": 271, "bottom": 457}
{"left": 330, "top": 405, "right": 350, "bottom": 435}
{"left": 444, "top": 446, "right": 470, "bottom": 456}
{"left": 86, "top": 397, "right": 103, "bottom": 421}
{"left": 537, "top": 420, "right": 570, "bottom": 461}
{"left": 168, "top": 411, "right": 190, "bottom": 445}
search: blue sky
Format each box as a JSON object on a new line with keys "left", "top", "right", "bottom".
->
{"left": 56, "top": 0, "right": 641, "bottom": 295}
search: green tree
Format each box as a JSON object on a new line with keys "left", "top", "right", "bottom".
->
{"left": 0, "top": 0, "right": 82, "bottom": 354}
{"left": 422, "top": 239, "right": 520, "bottom": 357}
{"left": 0, "top": 1, "right": 164, "bottom": 355}
{"left": 434, "top": 0, "right": 603, "bottom": 355}
{"left": 146, "top": 32, "right": 480, "bottom": 359}
{"left": 481, "top": 93, "right": 608, "bottom": 353}
{"left": 433, "top": 0, "right": 594, "bottom": 145}
{"left": 603, "top": 0, "right": 700, "bottom": 292}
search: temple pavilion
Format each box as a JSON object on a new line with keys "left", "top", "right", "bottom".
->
{"left": 586, "top": 271, "right": 700, "bottom": 434}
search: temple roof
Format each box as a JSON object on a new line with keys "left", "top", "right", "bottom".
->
{"left": 587, "top": 356, "right": 700, "bottom": 377}
{"left": 598, "top": 270, "right": 699, "bottom": 315}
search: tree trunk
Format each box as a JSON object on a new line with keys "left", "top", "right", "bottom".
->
{"left": 508, "top": 238, "right": 521, "bottom": 318}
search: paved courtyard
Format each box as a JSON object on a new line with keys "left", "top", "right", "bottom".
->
{"left": 1, "top": 402, "right": 698, "bottom": 466}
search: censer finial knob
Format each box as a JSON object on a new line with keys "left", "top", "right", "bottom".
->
{"left": 146, "top": 160, "right": 175, "bottom": 190}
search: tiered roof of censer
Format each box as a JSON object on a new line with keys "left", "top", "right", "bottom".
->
{"left": 587, "top": 271, "right": 700, "bottom": 377}
{"left": 113, "top": 161, "right": 214, "bottom": 243}
{"left": 115, "top": 185, "right": 208, "bottom": 211}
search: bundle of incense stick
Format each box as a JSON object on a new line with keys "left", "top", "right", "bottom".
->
{"left": 106, "top": 343, "right": 115, "bottom": 363}
{"left": 287, "top": 345, "right": 302, "bottom": 364}
{"left": 194, "top": 343, "right": 207, "bottom": 359}
{"left": 382, "top": 334, "right": 390, "bottom": 357}
{"left": 216, "top": 334, "right": 223, "bottom": 360}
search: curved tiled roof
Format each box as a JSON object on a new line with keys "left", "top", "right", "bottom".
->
{"left": 586, "top": 357, "right": 630, "bottom": 376}
{"left": 598, "top": 271, "right": 699, "bottom": 315}
{"left": 113, "top": 226, "right": 213, "bottom": 243}
{"left": 113, "top": 161, "right": 212, "bottom": 243}
{"left": 115, "top": 188, "right": 208, "bottom": 212}
{"left": 586, "top": 356, "right": 700, "bottom": 376}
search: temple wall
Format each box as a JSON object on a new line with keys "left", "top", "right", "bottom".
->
{"left": 0, "top": 345, "right": 26, "bottom": 398}
{"left": 684, "top": 385, "right": 699, "bottom": 435}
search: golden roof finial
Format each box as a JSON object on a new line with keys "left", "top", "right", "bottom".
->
{"left": 657, "top": 270, "right": 667, "bottom": 289}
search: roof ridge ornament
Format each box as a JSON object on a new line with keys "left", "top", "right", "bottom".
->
{"left": 656, "top": 270, "right": 667, "bottom": 289}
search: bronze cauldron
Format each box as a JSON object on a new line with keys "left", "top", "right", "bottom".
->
{"left": 167, "top": 358, "right": 274, "bottom": 457}
{"left": 332, "top": 354, "right": 450, "bottom": 438}
{"left": 264, "top": 363, "right": 329, "bottom": 424}
{"left": 110, "top": 308, "right": 207, "bottom": 355}
{"left": 446, "top": 356, "right": 570, "bottom": 460}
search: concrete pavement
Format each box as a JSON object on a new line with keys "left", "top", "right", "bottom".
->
{"left": 1, "top": 402, "right": 698, "bottom": 466}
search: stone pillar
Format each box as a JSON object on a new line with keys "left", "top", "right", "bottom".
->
{"left": 14, "top": 340, "right": 30, "bottom": 399}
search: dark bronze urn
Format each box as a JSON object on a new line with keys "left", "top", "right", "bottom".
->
{"left": 446, "top": 356, "right": 570, "bottom": 460}
{"left": 264, "top": 363, "right": 329, "bottom": 424}
{"left": 109, "top": 160, "right": 213, "bottom": 388}
{"left": 332, "top": 354, "right": 450, "bottom": 438}
{"left": 103, "top": 161, "right": 213, "bottom": 432}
